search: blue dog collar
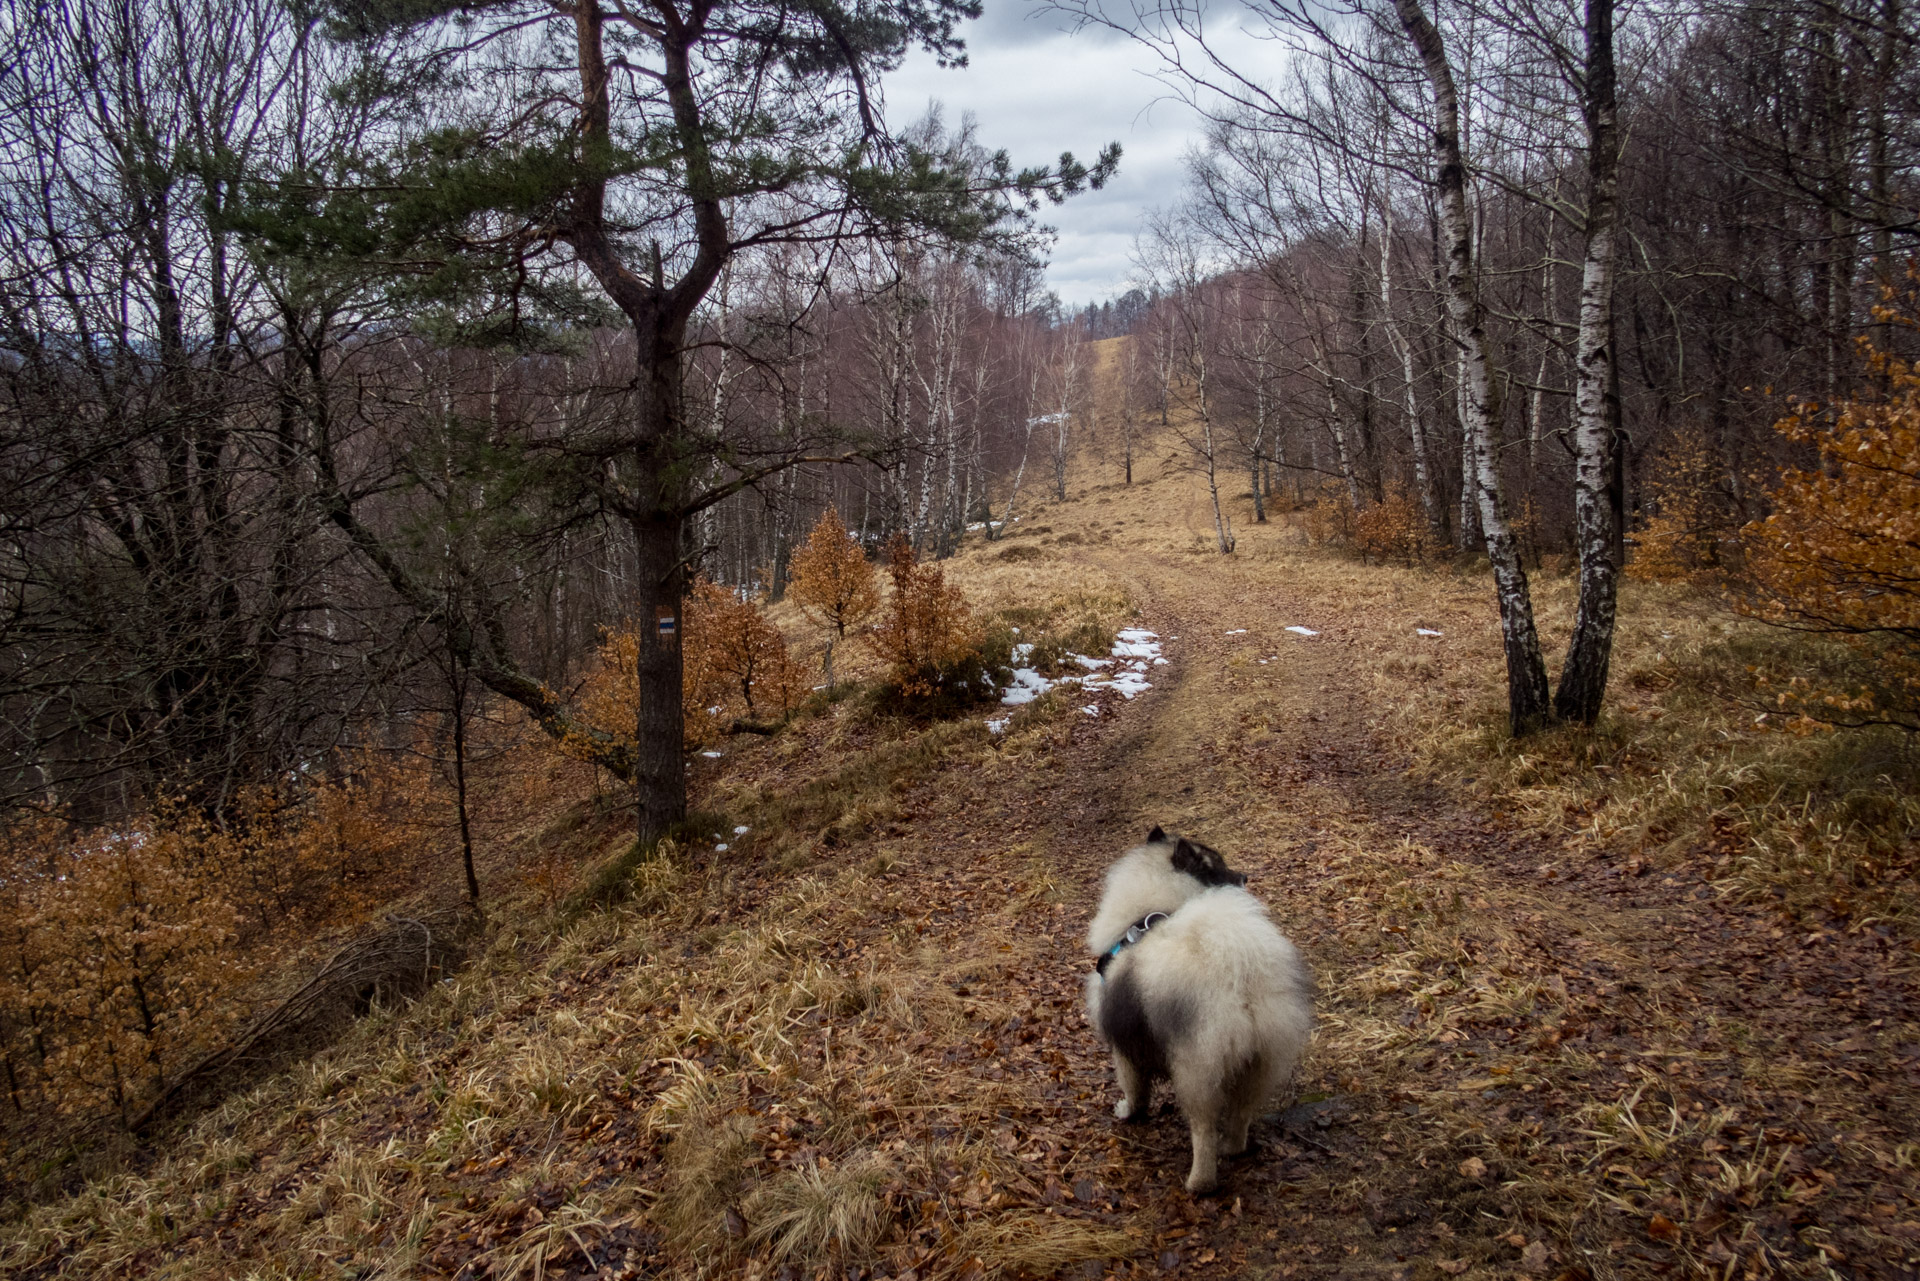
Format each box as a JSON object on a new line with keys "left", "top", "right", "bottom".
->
{"left": 1095, "top": 911, "right": 1169, "bottom": 976}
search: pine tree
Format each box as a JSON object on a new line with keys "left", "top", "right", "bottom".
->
{"left": 317, "top": 0, "right": 1115, "bottom": 845}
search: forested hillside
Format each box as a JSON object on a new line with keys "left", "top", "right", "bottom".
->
{"left": 2, "top": 0, "right": 1918, "bottom": 1275}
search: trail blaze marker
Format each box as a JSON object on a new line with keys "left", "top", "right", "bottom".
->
{"left": 657, "top": 608, "right": 676, "bottom": 640}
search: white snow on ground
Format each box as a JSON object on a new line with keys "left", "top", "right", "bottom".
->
{"left": 1224, "top": 628, "right": 1248, "bottom": 635}
{"left": 1286, "top": 625, "right": 1319, "bottom": 637}
{"left": 992, "top": 627, "right": 1165, "bottom": 721}
{"left": 1000, "top": 666, "right": 1054, "bottom": 705}
{"left": 733, "top": 825, "right": 750, "bottom": 835}
{"left": 701, "top": 750, "right": 723, "bottom": 758}
{"left": 1416, "top": 628, "right": 1443, "bottom": 637}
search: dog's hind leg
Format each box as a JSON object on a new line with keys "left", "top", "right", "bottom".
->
{"left": 1114, "top": 1058, "right": 1150, "bottom": 1120}
{"left": 1183, "top": 1109, "right": 1223, "bottom": 1193}
{"left": 1221, "top": 1056, "right": 1268, "bottom": 1157}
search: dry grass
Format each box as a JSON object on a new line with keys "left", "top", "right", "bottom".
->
{"left": 0, "top": 554, "right": 1141, "bottom": 1281}
{"left": 1349, "top": 563, "right": 1920, "bottom": 928}
{"left": 7, "top": 342, "right": 1914, "bottom": 1281}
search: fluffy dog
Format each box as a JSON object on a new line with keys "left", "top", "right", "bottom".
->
{"left": 1083, "top": 827, "right": 1314, "bottom": 1192}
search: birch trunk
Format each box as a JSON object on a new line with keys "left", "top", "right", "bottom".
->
{"left": 1380, "top": 199, "right": 1444, "bottom": 540}
{"left": 1313, "top": 330, "right": 1364, "bottom": 507}
{"left": 1250, "top": 379, "right": 1268, "bottom": 523}
{"left": 1188, "top": 342, "right": 1234, "bottom": 553}
{"left": 1394, "top": 0, "right": 1553, "bottom": 735}
{"left": 1553, "top": 0, "right": 1623, "bottom": 725}
{"left": 1052, "top": 324, "right": 1082, "bottom": 501}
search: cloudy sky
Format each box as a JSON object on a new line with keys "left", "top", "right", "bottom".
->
{"left": 879, "top": 5, "right": 1230, "bottom": 307}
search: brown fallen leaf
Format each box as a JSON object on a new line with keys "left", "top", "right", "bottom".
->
{"left": 1521, "top": 1240, "right": 1553, "bottom": 1274}
{"left": 1647, "top": 1213, "right": 1680, "bottom": 1243}
{"left": 1437, "top": 1259, "right": 1470, "bottom": 1276}
{"left": 1458, "top": 1156, "right": 1488, "bottom": 1179}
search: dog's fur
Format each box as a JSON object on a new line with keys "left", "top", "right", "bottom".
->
{"left": 1083, "top": 827, "right": 1314, "bottom": 1193}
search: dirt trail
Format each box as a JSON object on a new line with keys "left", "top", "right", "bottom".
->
{"left": 903, "top": 504, "right": 1920, "bottom": 1280}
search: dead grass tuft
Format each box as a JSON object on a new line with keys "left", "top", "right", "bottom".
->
{"left": 653, "top": 1085, "right": 757, "bottom": 1253}
{"left": 943, "top": 1212, "right": 1140, "bottom": 1277}
{"left": 742, "top": 1151, "right": 892, "bottom": 1264}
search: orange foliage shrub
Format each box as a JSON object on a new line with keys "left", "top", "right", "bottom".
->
{"left": 14, "top": 817, "right": 250, "bottom": 1121}
{"left": 0, "top": 762, "right": 426, "bottom": 1122}
{"left": 575, "top": 577, "right": 803, "bottom": 750}
{"left": 686, "top": 577, "right": 805, "bottom": 719}
{"left": 1739, "top": 308, "right": 1920, "bottom": 729}
{"left": 863, "top": 534, "right": 979, "bottom": 698}
{"left": 1354, "top": 484, "right": 1440, "bottom": 565}
{"left": 788, "top": 506, "right": 879, "bottom": 683}
{"left": 1298, "top": 484, "right": 1356, "bottom": 546}
{"left": 1629, "top": 437, "right": 1738, "bottom": 583}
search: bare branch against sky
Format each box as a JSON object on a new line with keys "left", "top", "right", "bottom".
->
{"left": 881, "top": 2, "right": 1271, "bottom": 303}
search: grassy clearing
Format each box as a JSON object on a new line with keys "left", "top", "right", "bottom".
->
{"left": 1334, "top": 560, "right": 1920, "bottom": 931}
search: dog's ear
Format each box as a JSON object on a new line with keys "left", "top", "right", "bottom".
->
{"left": 1148, "top": 825, "right": 1167, "bottom": 843}
{"left": 1173, "top": 838, "right": 1248, "bottom": 888}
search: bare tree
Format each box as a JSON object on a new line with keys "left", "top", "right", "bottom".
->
{"left": 1140, "top": 209, "right": 1237, "bottom": 554}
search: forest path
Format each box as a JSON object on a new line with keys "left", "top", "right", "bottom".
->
{"left": 925, "top": 491, "right": 1920, "bottom": 1281}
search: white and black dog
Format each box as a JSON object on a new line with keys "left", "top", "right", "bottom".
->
{"left": 1083, "top": 827, "right": 1314, "bottom": 1193}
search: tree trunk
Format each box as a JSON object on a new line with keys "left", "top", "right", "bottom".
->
{"left": 1381, "top": 198, "right": 1445, "bottom": 541}
{"left": 450, "top": 662, "right": 480, "bottom": 904}
{"left": 1323, "top": 366, "right": 1363, "bottom": 508}
{"left": 1395, "top": 0, "right": 1553, "bottom": 735}
{"left": 1555, "top": 0, "right": 1623, "bottom": 727}
{"left": 627, "top": 328, "right": 691, "bottom": 847}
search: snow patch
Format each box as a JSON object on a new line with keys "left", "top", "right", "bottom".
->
{"left": 1285, "top": 625, "right": 1319, "bottom": 637}
{"left": 1000, "top": 667, "right": 1053, "bottom": 706}
{"left": 986, "top": 717, "right": 1010, "bottom": 734}
{"left": 998, "top": 628, "right": 1165, "bottom": 707}
{"left": 701, "top": 750, "right": 723, "bottom": 759}
{"left": 1416, "top": 628, "right": 1443, "bottom": 637}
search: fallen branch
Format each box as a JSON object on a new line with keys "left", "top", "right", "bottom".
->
{"left": 128, "top": 909, "right": 466, "bottom": 1134}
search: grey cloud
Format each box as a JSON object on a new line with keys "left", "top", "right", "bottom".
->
{"left": 887, "top": 4, "right": 1276, "bottom": 304}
